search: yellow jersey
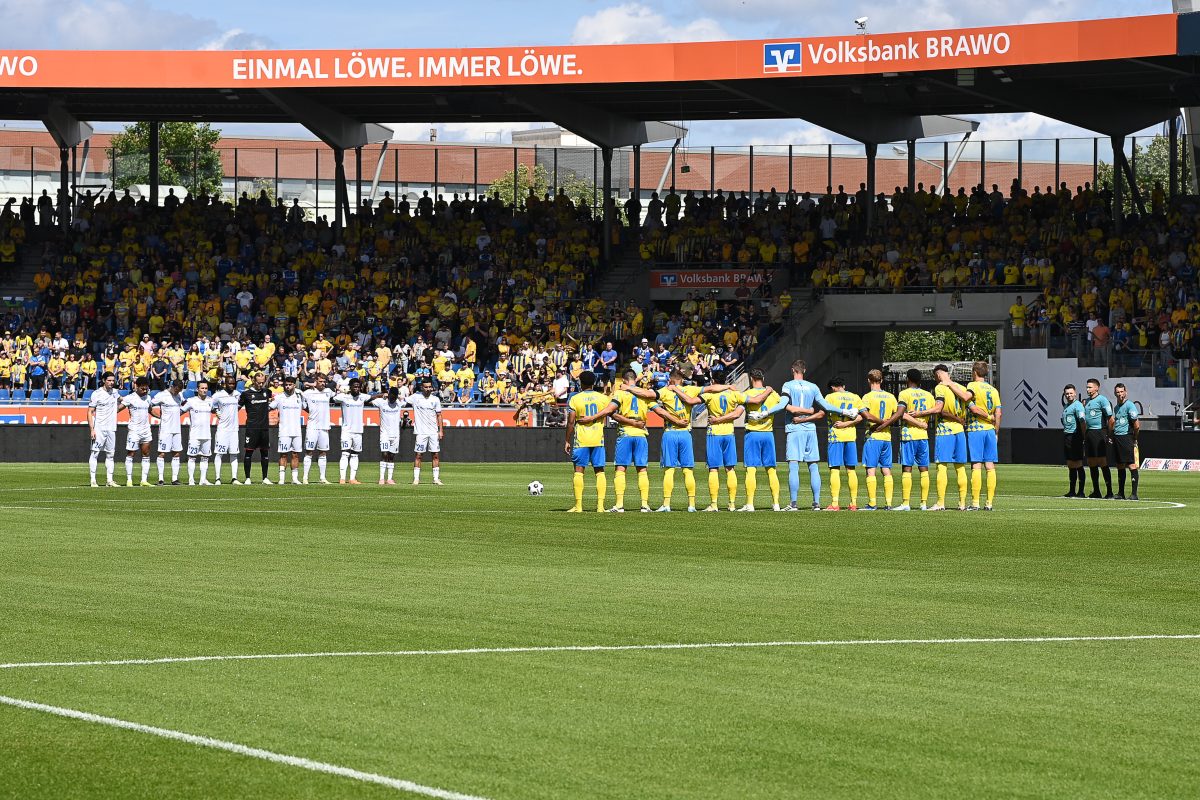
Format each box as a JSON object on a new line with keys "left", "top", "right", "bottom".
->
{"left": 657, "top": 385, "right": 702, "bottom": 431}
{"left": 934, "top": 383, "right": 967, "bottom": 435}
{"left": 861, "top": 389, "right": 899, "bottom": 441}
{"left": 824, "top": 390, "right": 862, "bottom": 443}
{"left": 612, "top": 389, "right": 652, "bottom": 438}
{"left": 744, "top": 389, "right": 781, "bottom": 433}
{"left": 897, "top": 387, "right": 935, "bottom": 442}
{"left": 569, "top": 390, "right": 609, "bottom": 448}
{"left": 965, "top": 380, "right": 1001, "bottom": 432}
{"left": 702, "top": 389, "right": 744, "bottom": 436}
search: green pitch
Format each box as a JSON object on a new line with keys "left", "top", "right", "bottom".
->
{"left": 1, "top": 463, "right": 1197, "bottom": 799}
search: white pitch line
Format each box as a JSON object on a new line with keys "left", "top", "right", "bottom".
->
{"left": 0, "top": 694, "right": 488, "bottom": 800}
{"left": 1, "top": 633, "right": 1197, "bottom": 672}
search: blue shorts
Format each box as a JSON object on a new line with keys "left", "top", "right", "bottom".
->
{"left": 967, "top": 429, "right": 999, "bottom": 463}
{"left": 935, "top": 432, "right": 968, "bottom": 463}
{"left": 572, "top": 445, "right": 605, "bottom": 469}
{"left": 743, "top": 431, "right": 776, "bottom": 468}
{"left": 900, "top": 440, "right": 930, "bottom": 468}
{"left": 614, "top": 435, "right": 649, "bottom": 468}
{"left": 660, "top": 430, "right": 695, "bottom": 469}
{"left": 706, "top": 434, "right": 737, "bottom": 468}
{"left": 862, "top": 439, "right": 893, "bottom": 469}
{"left": 827, "top": 440, "right": 858, "bottom": 468}
{"left": 785, "top": 429, "right": 821, "bottom": 462}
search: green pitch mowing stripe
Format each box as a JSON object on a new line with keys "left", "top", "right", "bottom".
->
{"left": 0, "top": 463, "right": 1197, "bottom": 798}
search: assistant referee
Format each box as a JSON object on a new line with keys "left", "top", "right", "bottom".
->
{"left": 239, "top": 372, "right": 273, "bottom": 484}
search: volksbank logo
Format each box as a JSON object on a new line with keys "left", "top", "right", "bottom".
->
{"left": 659, "top": 274, "right": 678, "bottom": 286}
{"left": 763, "top": 43, "right": 803, "bottom": 74}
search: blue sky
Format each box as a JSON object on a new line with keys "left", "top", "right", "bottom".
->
{"left": 0, "top": 0, "right": 1176, "bottom": 146}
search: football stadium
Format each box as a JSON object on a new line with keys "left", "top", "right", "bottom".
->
{"left": 1, "top": 2, "right": 1199, "bottom": 797}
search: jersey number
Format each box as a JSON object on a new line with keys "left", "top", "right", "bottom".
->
{"left": 630, "top": 397, "right": 639, "bottom": 413}
{"left": 719, "top": 396, "right": 728, "bottom": 413}
{"left": 879, "top": 401, "right": 887, "bottom": 419}
{"left": 585, "top": 403, "right": 597, "bottom": 416}
{"left": 911, "top": 397, "right": 926, "bottom": 412}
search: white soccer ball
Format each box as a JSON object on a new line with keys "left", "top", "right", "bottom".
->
{"left": 528, "top": 480, "right": 544, "bottom": 496}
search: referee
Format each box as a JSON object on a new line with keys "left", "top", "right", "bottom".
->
{"left": 1110, "top": 383, "right": 1140, "bottom": 501}
{"left": 239, "top": 371, "right": 273, "bottom": 485}
{"left": 1082, "top": 378, "right": 1114, "bottom": 499}
{"left": 1060, "top": 384, "right": 1086, "bottom": 497}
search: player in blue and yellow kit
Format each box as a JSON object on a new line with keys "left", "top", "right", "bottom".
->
{"left": 858, "top": 369, "right": 899, "bottom": 511}
{"left": 654, "top": 366, "right": 702, "bottom": 512}
{"left": 565, "top": 371, "right": 612, "bottom": 512}
{"left": 604, "top": 369, "right": 660, "bottom": 512}
{"left": 739, "top": 369, "right": 782, "bottom": 512}
{"left": 930, "top": 364, "right": 970, "bottom": 511}
{"left": 949, "top": 361, "right": 1002, "bottom": 510}
{"left": 823, "top": 377, "right": 862, "bottom": 511}
{"left": 895, "top": 369, "right": 935, "bottom": 511}
{"left": 698, "top": 369, "right": 745, "bottom": 511}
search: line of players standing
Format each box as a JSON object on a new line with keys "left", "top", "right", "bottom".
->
{"left": 564, "top": 359, "right": 1004, "bottom": 513}
{"left": 85, "top": 371, "right": 447, "bottom": 488}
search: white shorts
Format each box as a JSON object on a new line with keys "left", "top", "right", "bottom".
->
{"left": 187, "top": 438, "right": 212, "bottom": 457}
{"left": 125, "top": 427, "right": 152, "bottom": 451}
{"left": 414, "top": 434, "right": 440, "bottom": 453}
{"left": 278, "top": 435, "right": 302, "bottom": 454}
{"left": 215, "top": 430, "right": 239, "bottom": 455}
{"left": 157, "top": 432, "right": 183, "bottom": 453}
{"left": 90, "top": 430, "right": 117, "bottom": 454}
{"left": 341, "top": 433, "right": 363, "bottom": 453}
{"left": 305, "top": 430, "right": 330, "bottom": 452}
{"left": 380, "top": 436, "right": 400, "bottom": 455}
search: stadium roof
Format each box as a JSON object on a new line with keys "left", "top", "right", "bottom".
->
{"left": 3, "top": 13, "right": 1200, "bottom": 146}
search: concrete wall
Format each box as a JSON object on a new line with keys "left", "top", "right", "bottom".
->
{"left": 821, "top": 291, "right": 1024, "bottom": 329}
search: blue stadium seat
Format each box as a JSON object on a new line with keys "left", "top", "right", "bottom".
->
{"left": 119, "top": 389, "right": 131, "bottom": 396}
{"left": 30, "top": 389, "right": 43, "bottom": 402}
{"left": 47, "top": 389, "right": 61, "bottom": 401}
{"left": 186, "top": 381, "right": 198, "bottom": 392}
{"left": 12, "top": 389, "right": 26, "bottom": 400}
{"left": 182, "top": 390, "right": 196, "bottom": 399}
{"left": 82, "top": 389, "right": 93, "bottom": 400}
{"left": 236, "top": 380, "right": 245, "bottom": 391}
{"left": 0, "top": 389, "right": 10, "bottom": 400}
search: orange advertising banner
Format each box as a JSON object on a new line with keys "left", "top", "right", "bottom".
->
{"left": 0, "top": 406, "right": 522, "bottom": 428}
{"left": 0, "top": 15, "right": 1178, "bottom": 89}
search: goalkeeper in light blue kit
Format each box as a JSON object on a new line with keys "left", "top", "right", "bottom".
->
{"left": 750, "top": 359, "right": 856, "bottom": 510}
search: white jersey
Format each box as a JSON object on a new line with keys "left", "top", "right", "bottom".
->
{"left": 373, "top": 398, "right": 403, "bottom": 441}
{"left": 151, "top": 390, "right": 184, "bottom": 435}
{"left": 183, "top": 396, "right": 214, "bottom": 440}
{"left": 88, "top": 387, "right": 120, "bottom": 433}
{"left": 122, "top": 393, "right": 152, "bottom": 434}
{"left": 334, "top": 393, "right": 366, "bottom": 435}
{"left": 302, "top": 387, "right": 334, "bottom": 431}
{"left": 271, "top": 391, "right": 305, "bottom": 438}
{"left": 405, "top": 393, "right": 443, "bottom": 437}
{"left": 211, "top": 389, "right": 241, "bottom": 435}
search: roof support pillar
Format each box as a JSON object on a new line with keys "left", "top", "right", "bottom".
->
{"left": 1169, "top": 116, "right": 1179, "bottom": 200}
{"left": 602, "top": 146, "right": 613, "bottom": 266}
{"left": 1112, "top": 135, "right": 1125, "bottom": 235}
{"left": 149, "top": 121, "right": 160, "bottom": 209}
{"left": 333, "top": 146, "right": 348, "bottom": 230}
{"left": 58, "top": 146, "right": 69, "bottom": 230}
{"left": 906, "top": 139, "right": 916, "bottom": 192}
{"left": 1111, "top": 135, "right": 1147, "bottom": 222}
{"left": 355, "top": 146, "right": 363, "bottom": 213}
{"left": 864, "top": 142, "right": 877, "bottom": 232}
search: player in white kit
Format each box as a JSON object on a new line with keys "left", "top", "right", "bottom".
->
{"left": 150, "top": 379, "right": 185, "bottom": 485}
{"left": 211, "top": 375, "right": 242, "bottom": 485}
{"left": 182, "top": 380, "right": 215, "bottom": 485}
{"left": 302, "top": 373, "right": 334, "bottom": 484}
{"left": 370, "top": 386, "right": 404, "bottom": 485}
{"left": 405, "top": 378, "right": 444, "bottom": 485}
{"left": 270, "top": 375, "right": 306, "bottom": 484}
{"left": 88, "top": 371, "right": 121, "bottom": 487}
{"left": 333, "top": 377, "right": 367, "bottom": 484}
{"left": 120, "top": 377, "right": 154, "bottom": 486}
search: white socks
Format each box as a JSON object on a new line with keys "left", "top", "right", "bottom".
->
{"left": 413, "top": 467, "right": 421, "bottom": 482}
{"left": 432, "top": 466, "right": 439, "bottom": 481}
{"left": 340, "top": 452, "right": 349, "bottom": 481}
{"left": 317, "top": 455, "right": 327, "bottom": 481}
{"left": 302, "top": 455, "right": 312, "bottom": 481}
{"left": 280, "top": 464, "right": 287, "bottom": 483}
{"left": 171, "top": 457, "right": 180, "bottom": 482}
{"left": 349, "top": 454, "right": 359, "bottom": 480}
{"left": 214, "top": 454, "right": 222, "bottom": 478}
{"left": 188, "top": 458, "right": 197, "bottom": 483}
{"left": 88, "top": 453, "right": 98, "bottom": 482}
{"left": 141, "top": 457, "right": 150, "bottom": 483}
{"left": 157, "top": 456, "right": 165, "bottom": 481}
{"left": 125, "top": 456, "right": 134, "bottom": 481}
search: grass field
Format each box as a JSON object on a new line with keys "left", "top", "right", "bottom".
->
{"left": 1, "top": 462, "right": 1198, "bottom": 799}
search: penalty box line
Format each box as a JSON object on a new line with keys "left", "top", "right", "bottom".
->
{"left": 0, "top": 694, "right": 489, "bottom": 800}
{"left": 2, "top": 633, "right": 1198, "bottom": 672}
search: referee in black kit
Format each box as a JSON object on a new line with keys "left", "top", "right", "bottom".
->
{"left": 239, "top": 371, "right": 273, "bottom": 484}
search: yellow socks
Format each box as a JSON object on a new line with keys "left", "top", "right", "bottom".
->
{"left": 662, "top": 468, "right": 675, "bottom": 506}
{"left": 708, "top": 470, "right": 720, "bottom": 506}
{"left": 971, "top": 467, "right": 982, "bottom": 507}
{"left": 767, "top": 468, "right": 780, "bottom": 506}
{"left": 920, "top": 470, "right": 930, "bottom": 506}
{"left": 866, "top": 473, "right": 878, "bottom": 506}
{"left": 883, "top": 474, "right": 894, "bottom": 507}
{"left": 937, "top": 464, "right": 948, "bottom": 505}
{"left": 846, "top": 469, "right": 858, "bottom": 507}
{"left": 725, "top": 469, "right": 738, "bottom": 509}
{"left": 638, "top": 471, "right": 649, "bottom": 507}
{"left": 829, "top": 468, "right": 841, "bottom": 505}
{"left": 902, "top": 471, "right": 912, "bottom": 505}
{"left": 613, "top": 470, "right": 626, "bottom": 509}
{"left": 986, "top": 469, "right": 997, "bottom": 506}
{"left": 595, "top": 471, "right": 607, "bottom": 512}
{"left": 956, "top": 465, "right": 968, "bottom": 507}
{"left": 683, "top": 468, "right": 696, "bottom": 505}
{"left": 745, "top": 467, "right": 757, "bottom": 506}
{"left": 572, "top": 471, "right": 584, "bottom": 510}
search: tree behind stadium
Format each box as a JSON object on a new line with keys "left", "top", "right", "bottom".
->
{"left": 109, "top": 122, "right": 224, "bottom": 197}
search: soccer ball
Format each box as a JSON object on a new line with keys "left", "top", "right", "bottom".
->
{"left": 528, "top": 480, "right": 544, "bottom": 496}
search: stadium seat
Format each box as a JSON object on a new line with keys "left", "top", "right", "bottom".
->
{"left": 186, "top": 381, "right": 197, "bottom": 392}
{"left": 12, "top": 389, "right": 26, "bottom": 400}
{"left": 30, "top": 389, "right": 43, "bottom": 402}
{"left": 82, "top": 389, "right": 93, "bottom": 400}
{"left": 236, "top": 380, "right": 245, "bottom": 391}
{"left": 0, "top": 389, "right": 9, "bottom": 400}
{"left": 47, "top": 390, "right": 61, "bottom": 401}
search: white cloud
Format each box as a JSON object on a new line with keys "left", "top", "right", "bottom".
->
{"left": 572, "top": 3, "right": 727, "bottom": 45}
{"left": 0, "top": 0, "right": 271, "bottom": 50}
